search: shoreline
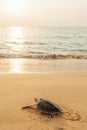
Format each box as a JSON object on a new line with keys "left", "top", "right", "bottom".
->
{"left": 0, "top": 58, "right": 87, "bottom": 73}
{"left": 0, "top": 54, "right": 87, "bottom": 59}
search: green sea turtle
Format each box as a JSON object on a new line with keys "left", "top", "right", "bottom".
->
{"left": 22, "top": 98, "right": 81, "bottom": 120}
{"left": 22, "top": 98, "right": 62, "bottom": 117}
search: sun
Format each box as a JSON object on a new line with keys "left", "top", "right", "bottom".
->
{"left": 7, "top": 0, "right": 24, "bottom": 15}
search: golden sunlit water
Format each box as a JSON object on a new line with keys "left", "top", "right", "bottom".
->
{"left": 9, "top": 27, "right": 24, "bottom": 52}
{"left": 9, "top": 27, "right": 24, "bottom": 42}
{"left": 0, "top": 26, "right": 87, "bottom": 59}
{"left": 10, "top": 59, "right": 23, "bottom": 73}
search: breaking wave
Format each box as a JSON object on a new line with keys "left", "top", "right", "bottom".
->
{"left": 0, "top": 54, "right": 87, "bottom": 59}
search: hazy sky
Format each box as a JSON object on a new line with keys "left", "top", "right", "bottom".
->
{"left": 0, "top": 0, "right": 87, "bottom": 26}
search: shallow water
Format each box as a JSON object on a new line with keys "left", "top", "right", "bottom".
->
{"left": 0, "top": 27, "right": 87, "bottom": 58}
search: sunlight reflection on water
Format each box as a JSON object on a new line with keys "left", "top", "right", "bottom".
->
{"left": 10, "top": 59, "right": 23, "bottom": 73}
{"left": 9, "top": 26, "right": 24, "bottom": 43}
{"left": 0, "top": 59, "right": 87, "bottom": 73}
{"left": 0, "top": 27, "right": 87, "bottom": 58}
{"left": 8, "top": 27, "right": 25, "bottom": 52}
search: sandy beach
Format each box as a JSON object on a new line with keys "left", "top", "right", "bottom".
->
{"left": 0, "top": 72, "right": 87, "bottom": 130}
{"left": 0, "top": 0, "right": 87, "bottom": 129}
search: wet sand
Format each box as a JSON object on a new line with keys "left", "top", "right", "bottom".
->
{"left": 0, "top": 72, "right": 87, "bottom": 130}
{"left": 0, "top": 58, "right": 87, "bottom": 73}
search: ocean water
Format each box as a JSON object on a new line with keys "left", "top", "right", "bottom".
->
{"left": 0, "top": 26, "right": 87, "bottom": 59}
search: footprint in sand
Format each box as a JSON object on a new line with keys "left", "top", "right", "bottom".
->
{"left": 59, "top": 105, "right": 81, "bottom": 121}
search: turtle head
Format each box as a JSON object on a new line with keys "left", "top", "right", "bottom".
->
{"left": 34, "top": 98, "right": 43, "bottom": 102}
{"left": 34, "top": 98, "right": 39, "bottom": 102}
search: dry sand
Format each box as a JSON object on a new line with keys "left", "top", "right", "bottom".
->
{"left": 0, "top": 72, "right": 87, "bottom": 130}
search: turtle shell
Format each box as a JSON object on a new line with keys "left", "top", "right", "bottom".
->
{"left": 36, "top": 99, "right": 62, "bottom": 114}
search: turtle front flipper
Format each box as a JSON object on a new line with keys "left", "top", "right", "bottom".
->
{"left": 49, "top": 113, "right": 55, "bottom": 118}
{"left": 22, "top": 103, "right": 36, "bottom": 109}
